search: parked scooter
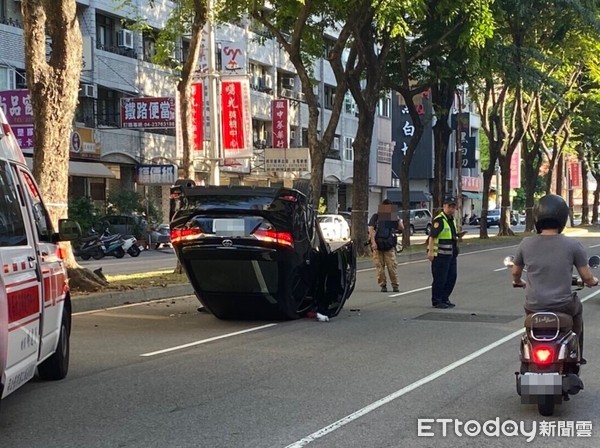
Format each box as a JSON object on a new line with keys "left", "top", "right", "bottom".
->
{"left": 505, "top": 254, "right": 600, "bottom": 416}
{"left": 73, "top": 234, "right": 105, "bottom": 260}
{"left": 90, "top": 227, "right": 126, "bottom": 258}
{"left": 101, "top": 228, "right": 142, "bottom": 257}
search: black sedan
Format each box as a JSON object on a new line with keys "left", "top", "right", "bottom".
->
{"left": 169, "top": 179, "right": 356, "bottom": 320}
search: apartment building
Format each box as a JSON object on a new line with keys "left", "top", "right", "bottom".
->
{"left": 0, "top": 0, "right": 396, "bottom": 219}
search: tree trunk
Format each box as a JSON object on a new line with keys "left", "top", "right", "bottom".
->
{"left": 178, "top": 0, "right": 207, "bottom": 181}
{"left": 522, "top": 137, "right": 541, "bottom": 232}
{"left": 22, "top": 0, "right": 107, "bottom": 291}
{"left": 580, "top": 149, "right": 589, "bottom": 225}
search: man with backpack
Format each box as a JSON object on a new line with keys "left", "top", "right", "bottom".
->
{"left": 368, "top": 199, "right": 404, "bottom": 292}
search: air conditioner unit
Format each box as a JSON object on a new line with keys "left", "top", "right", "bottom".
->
{"left": 79, "top": 84, "right": 97, "bottom": 98}
{"left": 117, "top": 29, "right": 134, "bottom": 49}
{"left": 282, "top": 78, "right": 294, "bottom": 89}
{"left": 333, "top": 137, "right": 340, "bottom": 150}
{"left": 264, "top": 74, "right": 273, "bottom": 89}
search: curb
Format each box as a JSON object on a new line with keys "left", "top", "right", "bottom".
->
{"left": 72, "top": 283, "right": 195, "bottom": 313}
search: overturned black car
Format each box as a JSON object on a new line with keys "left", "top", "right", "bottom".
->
{"left": 169, "top": 179, "right": 356, "bottom": 320}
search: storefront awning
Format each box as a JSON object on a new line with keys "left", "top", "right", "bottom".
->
{"left": 386, "top": 189, "right": 432, "bottom": 203}
{"left": 26, "top": 158, "right": 115, "bottom": 178}
{"left": 462, "top": 191, "right": 482, "bottom": 200}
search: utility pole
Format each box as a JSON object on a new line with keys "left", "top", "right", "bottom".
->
{"left": 455, "top": 88, "right": 464, "bottom": 228}
{"left": 207, "top": 0, "right": 220, "bottom": 185}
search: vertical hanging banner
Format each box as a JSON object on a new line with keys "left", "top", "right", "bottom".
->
{"left": 569, "top": 161, "right": 582, "bottom": 188}
{"left": 220, "top": 76, "right": 253, "bottom": 159}
{"left": 509, "top": 145, "right": 521, "bottom": 189}
{"left": 191, "top": 82, "right": 204, "bottom": 151}
{"left": 271, "top": 99, "right": 289, "bottom": 149}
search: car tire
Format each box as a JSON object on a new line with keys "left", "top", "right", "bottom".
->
{"left": 409, "top": 225, "right": 415, "bottom": 236}
{"left": 425, "top": 224, "right": 432, "bottom": 235}
{"left": 37, "top": 309, "right": 70, "bottom": 380}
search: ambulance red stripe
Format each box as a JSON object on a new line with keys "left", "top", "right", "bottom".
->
{"left": 7, "top": 285, "right": 40, "bottom": 323}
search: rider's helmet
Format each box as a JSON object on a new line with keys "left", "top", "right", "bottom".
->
{"left": 533, "top": 194, "right": 569, "bottom": 233}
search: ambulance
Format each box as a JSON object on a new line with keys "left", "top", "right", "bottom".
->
{"left": 0, "top": 108, "right": 79, "bottom": 404}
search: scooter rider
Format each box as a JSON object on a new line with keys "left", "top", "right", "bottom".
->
{"left": 511, "top": 194, "right": 598, "bottom": 362}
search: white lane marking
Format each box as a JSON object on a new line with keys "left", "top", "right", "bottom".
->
{"left": 589, "top": 243, "right": 600, "bottom": 248}
{"left": 285, "top": 287, "right": 600, "bottom": 448}
{"left": 73, "top": 295, "right": 195, "bottom": 316}
{"left": 357, "top": 244, "right": 520, "bottom": 273}
{"left": 389, "top": 286, "right": 431, "bottom": 297}
{"left": 139, "top": 323, "right": 277, "bottom": 357}
{"left": 494, "top": 267, "right": 507, "bottom": 272}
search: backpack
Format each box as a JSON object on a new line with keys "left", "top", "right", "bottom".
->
{"left": 374, "top": 217, "right": 397, "bottom": 251}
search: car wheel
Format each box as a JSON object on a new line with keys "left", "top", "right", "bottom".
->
{"left": 38, "top": 309, "right": 70, "bottom": 380}
{"left": 425, "top": 224, "right": 432, "bottom": 235}
{"left": 409, "top": 225, "right": 415, "bottom": 236}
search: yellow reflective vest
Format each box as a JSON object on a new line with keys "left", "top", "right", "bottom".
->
{"left": 432, "top": 212, "right": 456, "bottom": 257}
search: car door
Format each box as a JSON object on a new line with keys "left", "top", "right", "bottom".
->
{"left": 0, "top": 160, "right": 42, "bottom": 398}
{"left": 17, "top": 168, "right": 65, "bottom": 363}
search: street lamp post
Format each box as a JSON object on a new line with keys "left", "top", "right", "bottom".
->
{"left": 207, "top": 0, "right": 221, "bottom": 185}
{"left": 455, "top": 88, "right": 464, "bottom": 228}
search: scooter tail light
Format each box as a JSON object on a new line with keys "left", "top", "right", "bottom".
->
{"left": 171, "top": 227, "right": 203, "bottom": 244}
{"left": 253, "top": 228, "right": 294, "bottom": 248}
{"left": 533, "top": 346, "right": 554, "bottom": 364}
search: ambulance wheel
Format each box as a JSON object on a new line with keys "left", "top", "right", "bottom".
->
{"left": 37, "top": 310, "right": 70, "bottom": 380}
{"left": 537, "top": 396, "right": 555, "bottom": 416}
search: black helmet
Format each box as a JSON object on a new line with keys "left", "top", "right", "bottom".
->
{"left": 534, "top": 194, "right": 569, "bottom": 233}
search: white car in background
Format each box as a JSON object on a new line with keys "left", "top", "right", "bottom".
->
{"left": 317, "top": 214, "right": 351, "bottom": 241}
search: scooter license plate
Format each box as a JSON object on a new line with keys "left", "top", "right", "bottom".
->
{"left": 521, "top": 373, "right": 562, "bottom": 395}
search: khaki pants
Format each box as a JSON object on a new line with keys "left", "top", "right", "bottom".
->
{"left": 373, "top": 249, "right": 398, "bottom": 288}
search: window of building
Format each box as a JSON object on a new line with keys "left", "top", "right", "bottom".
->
{"left": 377, "top": 141, "right": 393, "bottom": 164}
{"left": 344, "top": 93, "right": 356, "bottom": 115}
{"left": 324, "top": 84, "right": 336, "bottom": 110}
{"left": 378, "top": 95, "right": 391, "bottom": 118}
{"left": 97, "top": 88, "right": 121, "bottom": 127}
{"left": 96, "top": 14, "right": 116, "bottom": 50}
{"left": 344, "top": 137, "right": 354, "bottom": 162}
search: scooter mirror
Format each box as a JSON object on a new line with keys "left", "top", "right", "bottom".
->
{"left": 503, "top": 256, "right": 515, "bottom": 267}
{"left": 588, "top": 255, "right": 600, "bottom": 269}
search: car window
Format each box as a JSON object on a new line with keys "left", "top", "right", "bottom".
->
{"left": 0, "top": 160, "right": 27, "bottom": 246}
{"left": 19, "top": 170, "right": 54, "bottom": 242}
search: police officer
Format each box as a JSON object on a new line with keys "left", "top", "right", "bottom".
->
{"left": 427, "top": 196, "right": 461, "bottom": 309}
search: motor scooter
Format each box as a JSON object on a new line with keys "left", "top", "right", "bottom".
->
{"left": 505, "top": 254, "right": 600, "bottom": 416}
{"left": 73, "top": 234, "right": 104, "bottom": 260}
{"left": 102, "top": 228, "right": 142, "bottom": 257}
{"left": 90, "top": 228, "right": 126, "bottom": 258}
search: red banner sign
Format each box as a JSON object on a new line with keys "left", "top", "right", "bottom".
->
{"left": 220, "top": 77, "right": 253, "bottom": 158}
{"left": 570, "top": 161, "right": 582, "bottom": 188}
{"left": 120, "top": 97, "right": 176, "bottom": 129}
{"left": 191, "top": 83, "right": 203, "bottom": 151}
{"left": 462, "top": 176, "right": 481, "bottom": 192}
{"left": 271, "top": 99, "right": 289, "bottom": 149}
{"left": 509, "top": 145, "right": 521, "bottom": 189}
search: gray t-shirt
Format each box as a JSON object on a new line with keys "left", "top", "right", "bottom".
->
{"left": 514, "top": 234, "right": 588, "bottom": 310}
